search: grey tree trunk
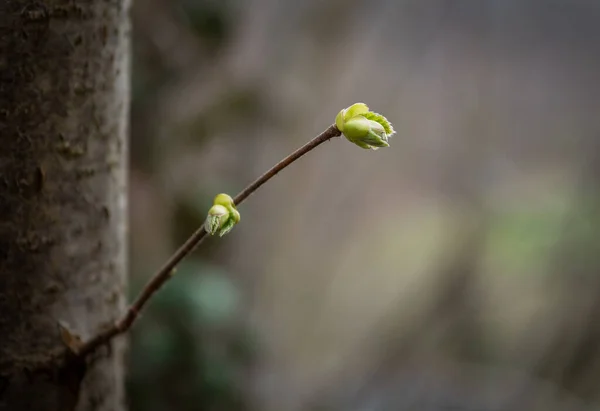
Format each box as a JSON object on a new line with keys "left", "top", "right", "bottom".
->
{"left": 0, "top": 1, "right": 130, "bottom": 410}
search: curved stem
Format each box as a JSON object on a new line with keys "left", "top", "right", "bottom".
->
{"left": 77, "top": 124, "right": 341, "bottom": 357}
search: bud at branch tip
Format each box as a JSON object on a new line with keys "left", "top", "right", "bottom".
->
{"left": 335, "top": 103, "right": 395, "bottom": 150}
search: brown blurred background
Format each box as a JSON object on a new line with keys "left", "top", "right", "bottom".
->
{"left": 125, "top": 1, "right": 600, "bottom": 410}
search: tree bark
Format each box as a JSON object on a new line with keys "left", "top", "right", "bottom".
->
{"left": 0, "top": 1, "right": 130, "bottom": 410}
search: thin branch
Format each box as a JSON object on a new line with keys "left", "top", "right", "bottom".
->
{"left": 77, "top": 124, "right": 341, "bottom": 357}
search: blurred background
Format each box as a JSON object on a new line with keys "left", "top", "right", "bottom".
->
{"left": 125, "top": 1, "right": 600, "bottom": 410}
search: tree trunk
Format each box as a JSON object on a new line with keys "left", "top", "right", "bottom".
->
{"left": 0, "top": 1, "right": 130, "bottom": 410}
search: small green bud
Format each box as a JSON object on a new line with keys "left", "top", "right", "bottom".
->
{"left": 205, "top": 204, "right": 229, "bottom": 235}
{"left": 335, "top": 103, "right": 395, "bottom": 150}
{"left": 213, "top": 193, "right": 235, "bottom": 207}
{"left": 204, "top": 193, "right": 240, "bottom": 237}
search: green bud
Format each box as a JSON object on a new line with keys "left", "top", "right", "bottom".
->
{"left": 213, "top": 193, "right": 235, "bottom": 207}
{"left": 205, "top": 193, "right": 240, "bottom": 237}
{"left": 205, "top": 204, "right": 228, "bottom": 235}
{"left": 335, "top": 103, "right": 395, "bottom": 150}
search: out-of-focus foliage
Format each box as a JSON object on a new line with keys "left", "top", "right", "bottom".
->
{"left": 177, "top": 0, "right": 232, "bottom": 51}
{"left": 127, "top": 262, "right": 256, "bottom": 411}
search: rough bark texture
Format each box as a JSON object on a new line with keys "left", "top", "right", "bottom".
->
{"left": 0, "top": 1, "right": 130, "bottom": 410}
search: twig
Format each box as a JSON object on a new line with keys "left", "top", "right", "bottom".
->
{"left": 77, "top": 124, "right": 341, "bottom": 357}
